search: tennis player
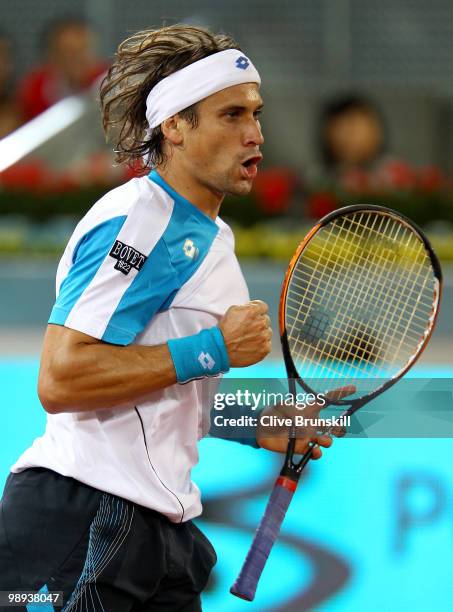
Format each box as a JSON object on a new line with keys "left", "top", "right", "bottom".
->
{"left": 0, "top": 25, "right": 334, "bottom": 611}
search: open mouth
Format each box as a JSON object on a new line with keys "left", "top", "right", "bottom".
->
{"left": 241, "top": 155, "right": 262, "bottom": 168}
{"left": 240, "top": 155, "right": 262, "bottom": 180}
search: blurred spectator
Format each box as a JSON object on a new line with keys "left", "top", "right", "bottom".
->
{"left": 17, "top": 17, "right": 108, "bottom": 121}
{"left": 315, "top": 93, "right": 445, "bottom": 193}
{"left": 2, "top": 20, "right": 127, "bottom": 191}
{"left": 307, "top": 93, "right": 448, "bottom": 219}
{"left": 0, "top": 30, "right": 21, "bottom": 137}
{"left": 318, "top": 93, "right": 387, "bottom": 177}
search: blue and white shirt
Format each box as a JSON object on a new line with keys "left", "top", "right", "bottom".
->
{"left": 12, "top": 170, "right": 250, "bottom": 523}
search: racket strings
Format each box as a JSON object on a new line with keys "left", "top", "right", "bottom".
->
{"left": 291, "top": 218, "right": 432, "bottom": 330}
{"left": 292, "top": 240, "right": 432, "bottom": 380}
{"left": 289, "top": 213, "right": 393, "bottom": 367}
{"left": 292, "top": 216, "right": 431, "bottom": 351}
{"left": 334, "top": 216, "right": 432, "bottom": 365}
{"left": 294, "top": 233, "right": 432, "bottom": 379}
{"left": 290, "top": 243, "right": 433, "bottom": 312}
{"left": 285, "top": 211, "right": 437, "bottom": 389}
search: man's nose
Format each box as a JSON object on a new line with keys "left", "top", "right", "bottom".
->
{"left": 243, "top": 120, "right": 264, "bottom": 146}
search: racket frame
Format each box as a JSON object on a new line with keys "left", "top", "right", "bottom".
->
{"left": 279, "top": 204, "right": 442, "bottom": 408}
{"left": 230, "top": 204, "right": 442, "bottom": 602}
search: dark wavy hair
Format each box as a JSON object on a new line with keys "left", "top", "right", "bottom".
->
{"left": 100, "top": 24, "right": 241, "bottom": 172}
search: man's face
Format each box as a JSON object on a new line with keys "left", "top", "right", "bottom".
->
{"left": 175, "top": 83, "right": 264, "bottom": 197}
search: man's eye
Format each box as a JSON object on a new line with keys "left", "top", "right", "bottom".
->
{"left": 254, "top": 110, "right": 263, "bottom": 118}
{"left": 227, "top": 111, "right": 239, "bottom": 118}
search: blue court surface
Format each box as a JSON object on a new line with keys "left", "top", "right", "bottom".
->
{"left": 2, "top": 358, "right": 453, "bottom": 612}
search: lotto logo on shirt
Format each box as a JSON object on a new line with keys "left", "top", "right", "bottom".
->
{"left": 109, "top": 240, "right": 147, "bottom": 275}
{"left": 183, "top": 239, "right": 199, "bottom": 260}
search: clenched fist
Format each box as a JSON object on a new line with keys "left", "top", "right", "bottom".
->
{"left": 219, "top": 300, "right": 272, "bottom": 367}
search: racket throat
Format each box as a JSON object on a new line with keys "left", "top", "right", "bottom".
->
{"left": 276, "top": 473, "right": 298, "bottom": 491}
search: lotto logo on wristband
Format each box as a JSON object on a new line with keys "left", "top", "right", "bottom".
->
{"left": 198, "top": 352, "right": 215, "bottom": 370}
{"left": 168, "top": 328, "right": 228, "bottom": 383}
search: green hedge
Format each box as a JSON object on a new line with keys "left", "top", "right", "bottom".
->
{"left": 1, "top": 187, "right": 453, "bottom": 260}
{"left": 0, "top": 188, "right": 107, "bottom": 222}
{"left": 1, "top": 184, "right": 453, "bottom": 225}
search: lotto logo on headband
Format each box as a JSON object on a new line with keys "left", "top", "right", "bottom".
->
{"left": 235, "top": 56, "right": 250, "bottom": 70}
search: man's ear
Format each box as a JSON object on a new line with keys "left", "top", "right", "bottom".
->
{"left": 161, "top": 115, "right": 184, "bottom": 146}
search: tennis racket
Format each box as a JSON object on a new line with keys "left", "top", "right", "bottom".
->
{"left": 230, "top": 204, "right": 442, "bottom": 601}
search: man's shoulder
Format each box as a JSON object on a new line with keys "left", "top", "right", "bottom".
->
{"left": 77, "top": 176, "right": 168, "bottom": 233}
{"left": 89, "top": 175, "right": 150, "bottom": 214}
{"left": 212, "top": 216, "right": 235, "bottom": 252}
{"left": 64, "top": 176, "right": 174, "bottom": 262}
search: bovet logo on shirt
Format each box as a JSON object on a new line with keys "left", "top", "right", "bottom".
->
{"left": 109, "top": 240, "right": 147, "bottom": 275}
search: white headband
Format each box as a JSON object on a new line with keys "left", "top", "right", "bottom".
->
{"left": 145, "top": 49, "right": 261, "bottom": 129}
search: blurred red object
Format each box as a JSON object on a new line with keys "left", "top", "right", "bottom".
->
{"left": 340, "top": 168, "right": 372, "bottom": 193}
{"left": 375, "top": 160, "right": 417, "bottom": 190}
{"left": 307, "top": 192, "right": 339, "bottom": 218}
{"left": 417, "top": 165, "right": 445, "bottom": 192}
{"left": 0, "top": 160, "right": 55, "bottom": 192}
{"left": 0, "top": 153, "right": 130, "bottom": 194}
{"left": 252, "top": 168, "right": 296, "bottom": 214}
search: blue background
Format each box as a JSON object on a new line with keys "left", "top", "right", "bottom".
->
{"left": 2, "top": 357, "right": 453, "bottom": 612}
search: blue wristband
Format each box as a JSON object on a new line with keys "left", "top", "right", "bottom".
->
{"left": 167, "top": 327, "right": 230, "bottom": 383}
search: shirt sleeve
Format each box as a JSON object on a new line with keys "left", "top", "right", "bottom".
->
{"left": 49, "top": 214, "right": 179, "bottom": 345}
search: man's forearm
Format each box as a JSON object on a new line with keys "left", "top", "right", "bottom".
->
{"left": 38, "top": 326, "right": 176, "bottom": 413}
{"left": 38, "top": 301, "right": 272, "bottom": 415}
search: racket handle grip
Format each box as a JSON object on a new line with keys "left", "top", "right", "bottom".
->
{"left": 230, "top": 477, "right": 296, "bottom": 601}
